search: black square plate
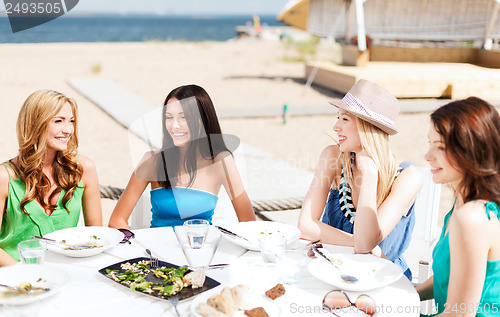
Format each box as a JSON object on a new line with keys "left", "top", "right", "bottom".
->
{"left": 98, "top": 257, "right": 220, "bottom": 301}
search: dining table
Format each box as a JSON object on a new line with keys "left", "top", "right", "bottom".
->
{"left": 0, "top": 226, "right": 421, "bottom": 317}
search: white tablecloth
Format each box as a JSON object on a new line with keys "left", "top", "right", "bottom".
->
{"left": 0, "top": 227, "right": 420, "bottom": 317}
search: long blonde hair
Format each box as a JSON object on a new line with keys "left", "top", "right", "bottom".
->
{"left": 341, "top": 117, "right": 398, "bottom": 207}
{"left": 16, "top": 90, "right": 83, "bottom": 214}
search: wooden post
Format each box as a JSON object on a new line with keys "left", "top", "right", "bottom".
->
{"left": 355, "top": 0, "right": 367, "bottom": 52}
{"left": 483, "top": 0, "right": 500, "bottom": 49}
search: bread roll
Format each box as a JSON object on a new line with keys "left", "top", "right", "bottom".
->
{"left": 207, "top": 294, "right": 235, "bottom": 315}
{"left": 231, "top": 285, "right": 251, "bottom": 309}
{"left": 182, "top": 270, "right": 206, "bottom": 288}
{"left": 197, "top": 303, "right": 229, "bottom": 317}
{"left": 221, "top": 287, "right": 237, "bottom": 310}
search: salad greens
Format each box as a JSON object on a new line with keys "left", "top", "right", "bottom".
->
{"left": 105, "top": 261, "right": 189, "bottom": 297}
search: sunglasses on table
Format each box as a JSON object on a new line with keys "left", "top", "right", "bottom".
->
{"left": 323, "top": 290, "right": 376, "bottom": 316}
{"left": 118, "top": 228, "right": 135, "bottom": 244}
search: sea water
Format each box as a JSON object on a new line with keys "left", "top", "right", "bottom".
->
{"left": 0, "top": 15, "right": 285, "bottom": 43}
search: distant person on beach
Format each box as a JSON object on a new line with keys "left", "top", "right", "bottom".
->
{"left": 108, "top": 84, "right": 255, "bottom": 229}
{"left": 298, "top": 79, "right": 423, "bottom": 280}
{"left": 253, "top": 15, "right": 261, "bottom": 36}
{"left": 417, "top": 97, "right": 500, "bottom": 317}
{"left": 0, "top": 90, "right": 103, "bottom": 266}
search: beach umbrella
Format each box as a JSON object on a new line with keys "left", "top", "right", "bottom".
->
{"left": 277, "top": 0, "right": 310, "bottom": 31}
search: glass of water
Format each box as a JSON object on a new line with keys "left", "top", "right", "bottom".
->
{"left": 183, "top": 219, "right": 210, "bottom": 249}
{"left": 259, "top": 234, "right": 287, "bottom": 265}
{"left": 17, "top": 239, "right": 47, "bottom": 264}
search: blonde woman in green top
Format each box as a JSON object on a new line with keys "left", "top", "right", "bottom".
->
{"left": 417, "top": 97, "right": 500, "bottom": 316}
{"left": 0, "top": 90, "right": 102, "bottom": 266}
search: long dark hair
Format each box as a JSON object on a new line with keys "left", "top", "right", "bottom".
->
{"left": 431, "top": 97, "right": 500, "bottom": 206}
{"left": 158, "top": 84, "right": 229, "bottom": 189}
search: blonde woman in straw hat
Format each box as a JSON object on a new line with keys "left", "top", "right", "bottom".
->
{"left": 0, "top": 90, "right": 102, "bottom": 266}
{"left": 298, "top": 79, "right": 423, "bottom": 280}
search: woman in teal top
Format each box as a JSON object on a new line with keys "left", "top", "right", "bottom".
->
{"left": 0, "top": 90, "right": 102, "bottom": 266}
{"left": 417, "top": 97, "right": 500, "bottom": 317}
{"left": 108, "top": 85, "right": 256, "bottom": 229}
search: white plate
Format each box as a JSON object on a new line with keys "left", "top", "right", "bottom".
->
{"left": 0, "top": 264, "right": 70, "bottom": 305}
{"left": 219, "top": 221, "right": 301, "bottom": 251}
{"left": 308, "top": 252, "right": 403, "bottom": 291}
{"left": 190, "top": 286, "right": 281, "bottom": 317}
{"left": 43, "top": 226, "right": 124, "bottom": 257}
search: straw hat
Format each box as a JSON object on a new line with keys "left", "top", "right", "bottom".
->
{"left": 329, "top": 79, "right": 399, "bottom": 135}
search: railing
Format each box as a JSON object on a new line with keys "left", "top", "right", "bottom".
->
{"left": 99, "top": 184, "right": 303, "bottom": 220}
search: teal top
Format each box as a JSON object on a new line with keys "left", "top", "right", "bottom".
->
{"left": 431, "top": 201, "right": 500, "bottom": 316}
{"left": 0, "top": 162, "right": 83, "bottom": 261}
{"left": 149, "top": 187, "right": 218, "bottom": 227}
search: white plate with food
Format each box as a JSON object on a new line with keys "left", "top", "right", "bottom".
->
{"left": 308, "top": 251, "right": 404, "bottom": 291}
{"left": 0, "top": 264, "right": 70, "bottom": 305}
{"left": 43, "top": 226, "right": 124, "bottom": 257}
{"left": 217, "top": 221, "right": 301, "bottom": 251}
{"left": 190, "top": 285, "right": 281, "bottom": 317}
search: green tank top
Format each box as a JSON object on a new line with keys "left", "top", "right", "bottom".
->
{"left": 0, "top": 162, "right": 83, "bottom": 261}
{"left": 432, "top": 201, "right": 500, "bottom": 316}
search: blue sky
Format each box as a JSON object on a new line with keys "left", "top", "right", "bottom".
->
{"left": 0, "top": 0, "right": 288, "bottom": 16}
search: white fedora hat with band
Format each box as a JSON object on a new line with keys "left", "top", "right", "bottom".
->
{"left": 329, "top": 79, "right": 400, "bottom": 135}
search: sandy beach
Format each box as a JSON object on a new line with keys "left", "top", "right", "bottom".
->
{"left": 0, "top": 40, "right": 454, "bottom": 225}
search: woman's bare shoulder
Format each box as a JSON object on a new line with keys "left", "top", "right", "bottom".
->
{"left": 213, "top": 150, "right": 234, "bottom": 163}
{"left": 395, "top": 164, "right": 423, "bottom": 183}
{"left": 0, "top": 158, "right": 18, "bottom": 181}
{"left": 0, "top": 160, "right": 15, "bottom": 196}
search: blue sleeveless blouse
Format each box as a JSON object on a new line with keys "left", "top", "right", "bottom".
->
{"left": 321, "top": 161, "right": 416, "bottom": 280}
{"left": 149, "top": 187, "right": 218, "bottom": 228}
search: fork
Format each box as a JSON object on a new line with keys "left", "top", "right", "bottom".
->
{"left": 145, "top": 249, "right": 159, "bottom": 269}
{"left": 0, "top": 283, "right": 28, "bottom": 295}
{"left": 167, "top": 295, "right": 180, "bottom": 316}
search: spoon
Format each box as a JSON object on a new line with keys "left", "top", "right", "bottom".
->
{"left": 312, "top": 246, "right": 359, "bottom": 283}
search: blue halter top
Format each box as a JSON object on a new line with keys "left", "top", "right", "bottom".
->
{"left": 149, "top": 187, "right": 218, "bottom": 228}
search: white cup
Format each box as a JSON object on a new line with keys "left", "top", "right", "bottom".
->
{"left": 183, "top": 219, "right": 210, "bottom": 249}
{"left": 17, "top": 239, "right": 46, "bottom": 264}
{"left": 259, "top": 234, "right": 287, "bottom": 264}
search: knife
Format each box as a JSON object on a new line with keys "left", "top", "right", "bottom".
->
{"left": 215, "top": 226, "right": 249, "bottom": 242}
{"left": 191, "top": 263, "right": 230, "bottom": 270}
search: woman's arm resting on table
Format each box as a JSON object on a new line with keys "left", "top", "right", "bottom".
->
{"left": 298, "top": 146, "right": 354, "bottom": 245}
{"left": 220, "top": 154, "right": 256, "bottom": 222}
{"left": 0, "top": 168, "right": 17, "bottom": 266}
{"left": 354, "top": 162, "right": 423, "bottom": 253}
{"left": 435, "top": 202, "right": 493, "bottom": 317}
{"left": 80, "top": 155, "right": 103, "bottom": 226}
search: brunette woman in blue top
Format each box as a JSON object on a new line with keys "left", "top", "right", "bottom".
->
{"left": 108, "top": 85, "right": 255, "bottom": 229}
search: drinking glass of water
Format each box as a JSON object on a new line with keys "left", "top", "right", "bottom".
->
{"left": 183, "top": 219, "right": 209, "bottom": 249}
{"left": 259, "top": 234, "right": 287, "bottom": 265}
{"left": 17, "top": 239, "right": 47, "bottom": 264}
